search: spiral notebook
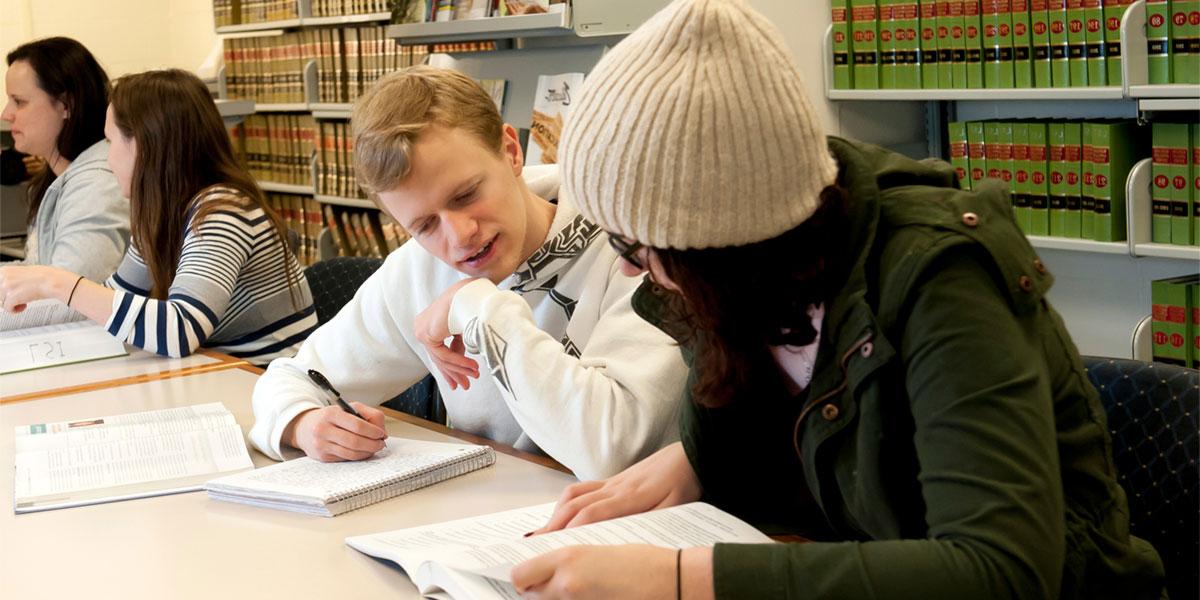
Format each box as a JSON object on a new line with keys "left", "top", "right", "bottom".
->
{"left": 204, "top": 438, "right": 495, "bottom": 516}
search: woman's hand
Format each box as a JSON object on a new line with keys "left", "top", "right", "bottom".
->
{"left": 532, "top": 442, "right": 702, "bottom": 535}
{"left": 512, "top": 545, "right": 715, "bottom": 600}
{"left": 413, "top": 279, "right": 481, "bottom": 390}
{"left": 0, "top": 265, "right": 74, "bottom": 312}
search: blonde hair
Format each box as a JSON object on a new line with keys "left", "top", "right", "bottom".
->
{"left": 352, "top": 66, "right": 504, "bottom": 194}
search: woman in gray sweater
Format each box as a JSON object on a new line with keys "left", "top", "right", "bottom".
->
{"left": 1, "top": 37, "right": 127, "bottom": 284}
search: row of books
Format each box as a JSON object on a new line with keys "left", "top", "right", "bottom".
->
{"left": 830, "top": 1, "right": 1200, "bottom": 90}
{"left": 324, "top": 205, "right": 410, "bottom": 259}
{"left": 231, "top": 114, "right": 318, "bottom": 187}
{"left": 948, "top": 119, "right": 1143, "bottom": 241}
{"left": 264, "top": 193, "right": 323, "bottom": 266}
{"left": 393, "top": 0, "right": 566, "bottom": 24}
{"left": 316, "top": 120, "right": 362, "bottom": 199}
{"left": 1151, "top": 275, "right": 1200, "bottom": 368}
{"left": 223, "top": 29, "right": 431, "bottom": 105}
{"left": 312, "top": 0, "right": 391, "bottom": 17}
{"left": 212, "top": 0, "right": 301, "bottom": 27}
{"left": 1151, "top": 122, "right": 1200, "bottom": 246}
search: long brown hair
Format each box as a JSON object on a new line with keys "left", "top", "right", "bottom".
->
{"left": 6, "top": 37, "right": 110, "bottom": 224}
{"left": 109, "top": 69, "right": 294, "bottom": 299}
{"left": 654, "top": 185, "right": 850, "bottom": 408}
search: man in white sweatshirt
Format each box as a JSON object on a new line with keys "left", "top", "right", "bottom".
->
{"left": 248, "top": 67, "right": 688, "bottom": 481}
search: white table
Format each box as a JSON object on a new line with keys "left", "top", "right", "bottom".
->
{"left": 0, "top": 348, "right": 239, "bottom": 401}
{"left": 0, "top": 368, "right": 576, "bottom": 599}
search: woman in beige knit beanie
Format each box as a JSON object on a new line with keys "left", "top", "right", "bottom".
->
{"left": 510, "top": 1, "right": 1165, "bottom": 600}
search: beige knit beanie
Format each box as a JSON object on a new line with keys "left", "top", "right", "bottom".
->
{"left": 560, "top": 0, "right": 839, "bottom": 249}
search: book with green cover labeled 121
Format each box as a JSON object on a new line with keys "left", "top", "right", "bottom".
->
{"left": 205, "top": 438, "right": 495, "bottom": 516}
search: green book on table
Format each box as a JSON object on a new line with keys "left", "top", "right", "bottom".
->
{"left": 1029, "top": 121, "right": 1052, "bottom": 235}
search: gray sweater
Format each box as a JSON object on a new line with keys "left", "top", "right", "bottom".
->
{"left": 26, "top": 140, "right": 129, "bottom": 282}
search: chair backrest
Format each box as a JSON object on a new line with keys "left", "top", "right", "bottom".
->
{"left": 1081, "top": 356, "right": 1198, "bottom": 599}
{"left": 303, "top": 256, "right": 384, "bottom": 325}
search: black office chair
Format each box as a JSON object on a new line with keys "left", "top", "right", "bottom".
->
{"left": 1081, "top": 356, "right": 1199, "bottom": 600}
{"left": 303, "top": 256, "right": 384, "bottom": 325}
{"left": 303, "top": 256, "right": 445, "bottom": 423}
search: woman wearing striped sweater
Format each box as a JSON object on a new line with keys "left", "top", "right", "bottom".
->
{"left": 0, "top": 69, "right": 316, "bottom": 365}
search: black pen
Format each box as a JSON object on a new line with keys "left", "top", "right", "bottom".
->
{"left": 307, "top": 369, "right": 365, "bottom": 420}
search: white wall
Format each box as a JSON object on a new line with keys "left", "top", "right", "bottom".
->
{"left": 0, "top": 0, "right": 218, "bottom": 93}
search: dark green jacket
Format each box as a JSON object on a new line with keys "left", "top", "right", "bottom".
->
{"left": 632, "top": 138, "right": 1164, "bottom": 599}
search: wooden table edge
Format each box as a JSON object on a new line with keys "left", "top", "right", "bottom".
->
{"left": 0, "top": 350, "right": 248, "bottom": 405}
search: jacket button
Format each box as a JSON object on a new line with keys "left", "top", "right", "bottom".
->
{"left": 821, "top": 404, "right": 840, "bottom": 421}
{"left": 1033, "top": 259, "right": 1047, "bottom": 274}
{"left": 860, "top": 342, "right": 874, "bottom": 358}
{"left": 961, "top": 212, "right": 980, "bottom": 227}
{"left": 1018, "top": 275, "right": 1034, "bottom": 292}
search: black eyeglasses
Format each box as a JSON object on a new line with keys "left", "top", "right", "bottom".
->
{"left": 607, "top": 234, "right": 645, "bottom": 269}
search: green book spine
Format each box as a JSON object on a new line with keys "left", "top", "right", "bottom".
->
{"left": 983, "top": 1, "right": 1015, "bottom": 87}
{"left": 1172, "top": 0, "right": 1200, "bottom": 84}
{"left": 1147, "top": 0, "right": 1172, "bottom": 84}
{"left": 1081, "top": 122, "right": 1096, "bottom": 239}
{"left": 986, "top": 121, "right": 1003, "bottom": 184}
{"left": 965, "top": 0, "right": 986, "bottom": 86}
{"left": 1084, "top": 0, "right": 1106, "bottom": 85}
{"left": 1066, "top": 0, "right": 1089, "bottom": 85}
{"left": 1049, "top": 0, "right": 1071, "bottom": 86}
{"left": 1014, "top": 122, "right": 1033, "bottom": 230}
{"left": 1152, "top": 123, "right": 1174, "bottom": 243}
{"left": 1092, "top": 120, "right": 1137, "bottom": 242}
{"left": 949, "top": 120, "right": 972, "bottom": 188}
{"left": 1193, "top": 123, "right": 1200, "bottom": 244}
{"left": 902, "top": 1, "right": 924, "bottom": 87}
{"left": 969, "top": 120, "right": 989, "bottom": 189}
{"left": 1191, "top": 281, "right": 1200, "bottom": 368}
{"left": 1049, "top": 122, "right": 1068, "bottom": 235}
{"left": 1102, "top": 0, "right": 1127, "bottom": 85}
{"left": 999, "top": 121, "right": 1016, "bottom": 196}
{"left": 950, "top": 0, "right": 970, "bottom": 86}
{"left": 937, "top": 0, "right": 955, "bottom": 85}
{"left": 1031, "top": 0, "right": 1053, "bottom": 86}
{"left": 1029, "top": 122, "right": 1051, "bottom": 234}
{"left": 1152, "top": 276, "right": 1193, "bottom": 365}
{"left": 833, "top": 0, "right": 854, "bottom": 89}
{"left": 851, "top": 0, "right": 881, "bottom": 89}
{"left": 1170, "top": 123, "right": 1193, "bottom": 245}
{"left": 1063, "top": 122, "right": 1083, "bottom": 237}
{"left": 1013, "top": 0, "right": 1034, "bottom": 86}
{"left": 881, "top": 0, "right": 899, "bottom": 88}
{"left": 921, "top": 0, "right": 941, "bottom": 87}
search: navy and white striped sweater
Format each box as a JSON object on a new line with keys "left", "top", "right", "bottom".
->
{"left": 104, "top": 189, "right": 317, "bottom": 365}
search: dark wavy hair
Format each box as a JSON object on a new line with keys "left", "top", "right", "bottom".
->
{"left": 6, "top": 37, "right": 110, "bottom": 224}
{"left": 653, "top": 185, "right": 850, "bottom": 408}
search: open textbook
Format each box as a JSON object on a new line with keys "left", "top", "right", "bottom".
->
{"left": 0, "top": 318, "right": 126, "bottom": 374}
{"left": 346, "top": 501, "right": 774, "bottom": 600}
{"left": 0, "top": 298, "right": 87, "bottom": 332}
{"left": 206, "top": 438, "right": 495, "bottom": 516}
{"left": 13, "top": 402, "right": 253, "bottom": 513}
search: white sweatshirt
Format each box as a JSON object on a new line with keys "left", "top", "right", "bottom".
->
{"left": 248, "top": 167, "right": 687, "bottom": 480}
